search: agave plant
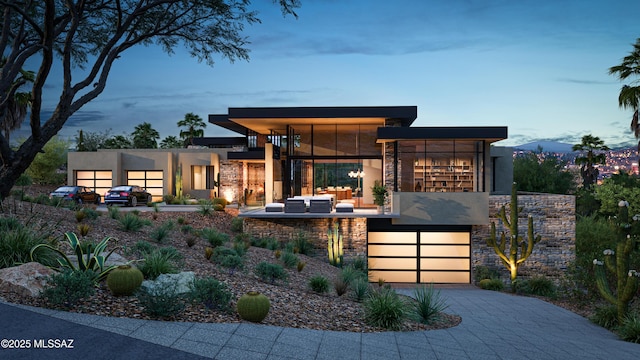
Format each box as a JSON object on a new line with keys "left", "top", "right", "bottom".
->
{"left": 30, "top": 231, "right": 119, "bottom": 282}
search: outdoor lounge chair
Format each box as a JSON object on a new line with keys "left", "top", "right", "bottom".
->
{"left": 309, "top": 199, "right": 332, "bottom": 213}
{"left": 284, "top": 199, "right": 306, "bottom": 213}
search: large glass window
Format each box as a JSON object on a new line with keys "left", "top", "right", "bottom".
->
{"left": 399, "top": 140, "right": 484, "bottom": 193}
{"left": 191, "top": 165, "right": 216, "bottom": 190}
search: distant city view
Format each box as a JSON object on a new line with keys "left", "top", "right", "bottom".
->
{"left": 513, "top": 142, "right": 639, "bottom": 181}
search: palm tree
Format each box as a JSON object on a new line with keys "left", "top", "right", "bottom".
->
{"left": 609, "top": 38, "right": 640, "bottom": 149}
{"left": 572, "top": 134, "right": 609, "bottom": 188}
{"left": 159, "top": 135, "right": 183, "bottom": 149}
{"left": 1, "top": 92, "right": 31, "bottom": 144}
{"left": 177, "top": 113, "right": 206, "bottom": 147}
{"left": 132, "top": 122, "right": 160, "bottom": 149}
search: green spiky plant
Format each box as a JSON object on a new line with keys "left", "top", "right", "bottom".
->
{"left": 486, "top": 182, "right": 541, "bottom": 290}
{"left": 30, "top": 231, "right": 119, "bottom": 282}
{"left": 594, "top": 200, "right": 640, "bottom": 324}
{"left": 327, "top": 221, "right": 343, "bottom": 267}
{"left": 175, "top": 165, "right": 183, "bottom": 199}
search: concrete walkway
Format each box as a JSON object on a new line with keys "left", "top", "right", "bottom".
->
{"left": 1, "top": 288, "right": 638, "bottom": 359}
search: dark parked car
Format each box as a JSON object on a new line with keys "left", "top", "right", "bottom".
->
{"left": 104, "top": 185, "right": 152, "bottom": 207}
{"left": 49, "top": 186, "right": 101, "bottom": 204}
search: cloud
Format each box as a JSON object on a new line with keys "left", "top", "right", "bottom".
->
{"left": 122, "top": 102, "right": 137, "bottom": 109}
{"left": 556, "top": 78, "right": 612, "bottom": 85}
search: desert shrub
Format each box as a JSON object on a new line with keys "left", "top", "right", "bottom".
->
{"left": 334, "top": 278, "right": 348, "bottom": 296}
{"left": 180, "top": 224, "right": 194, "bottom": 234}
{"left": 281, "top": 251, "right": 299, "bottom": 268}
{"left": 474, "top": 265, "right": 501, "bottom": 283}
{"left": 188, "top": 277, "right": 232, "bottom": 311}
{"left": 219, "top": 254, "right": 244, "bottom": 274}
{"left": 251, "top": 236, "right": 279, "bottom": 250}
{"left": 518, "top": 276, "right": 557, "bottom": 298}
{"left": 254, "top": 262, "right": 288, "bottom": 285}
{"left": 590, "top": 305, "right": 618, "bottom": 329}
{"left": 363, "top": 287, "right": 407, "bottom": 330}
{"left": 231, "top": 217, "right": 244, "bottom": 232}
{"left": 213, "top": 247, "right": 238, "bottom": 260}
{"left": 352, "top": 278, "right": 370, "bottom": 302}
{"left": 297, "top": 261, "right": 306, "bottom": 272}
{"left": 213, "top": 204, "right": 224, "bottom": 211}
{"left": 283, "top": 241, "right": 297, "bottom": 254}
{"left": 131, "top": 240, "right": 155, "bottom": 257}
{"left": 340, "top": 265, "right": 367, "bottom": 286}
{"left": 292, "top": 232, "right": 313, "bottom": 255}
{"left": 176, "top": 216, "right": 187, "bottom": 225}
{"left": 75, "top": 209, "right": 86, "bottom": 223}
{"left": 233, "top": 239, "right": 249, "bottom": 257}
{"left": 149, "top": 224, "right": 172, "bottom": 244}
{"left": 34, "top": 194, "right": 50, "bottom": 205}
{"left": 41, "top": 269, "right": 95, "bottom": 308}
{"left": 201, "top": 228, "right": 229, "bottom": 247}
{"left": 410, "top": 284, "right": 449, "bottom": 324}
{"left": 163, "top": 194, "right": 175, "bottom": 204}
{"left": 185, "top": 237, "right": 197, "bottom": 248}
{"left": 197, "top": 201, "right": 213, "bottom": 216}
{"left": 348, "top": 255, "right": 368, "bottom": 273}
{"left": 136, "top": 283, "right": 185, "bottom": 317}
{"left": 0, "top": 224, "right": 57, "bottom": 269}
{"left": 79, "top": 207, "right": 100, "bottom": 221}
{"left": 309, "top": 275, "right": 330, "bottom": 293}
{"left": 619, "top": 313, "right": 640, "bottom": 343}
{"left": 212, "top": 197, "right": 227, "bottom": 209}
{"left": 77, "top": 223, "right": 91, "bottom": 237}
{"left": 139, "top": 249, "right": 181, "bottom": 280}
{"left": 479, "top": 278, "right": 504, "bottom": 291}
{"left": 107, "top": 205, "right": 120, "bottom": 219}
{"left": 118, "top": 213, "right": 149, "bottom": 232}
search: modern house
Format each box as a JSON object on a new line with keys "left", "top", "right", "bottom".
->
{"left": 67, "top": 106, "right": 574, "bottom": 284}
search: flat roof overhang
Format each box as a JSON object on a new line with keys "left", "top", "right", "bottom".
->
{"left": 376, "top": 126, "right": 508, "bottom": 143}
{"left": 227, "top": 149, "right": 265, "bottom": 160}
{"left": 209, "top": 106, "right": 418, "bottom": 135}
{"left": 191, "top": 137, "right": 246, "bottom": 147}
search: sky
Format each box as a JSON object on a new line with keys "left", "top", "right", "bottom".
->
{"left": 34, "top": 0, "right": 640, "bottom": 148}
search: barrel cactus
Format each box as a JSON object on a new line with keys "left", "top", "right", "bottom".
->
{"left": 106, "top": 264, "right": 144, "bottom": 296}
{"left": 237, "top": 291, "right": 270, "bottom": 322}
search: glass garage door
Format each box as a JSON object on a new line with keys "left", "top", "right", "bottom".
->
{"left": 75, "top": 170, "right": 113, "bottom": 196}
{"left": 368, "top": 231, "right": 470, "bottom": 283}
{"left": 127, "top": 171, "right": 163, "bottom": 202}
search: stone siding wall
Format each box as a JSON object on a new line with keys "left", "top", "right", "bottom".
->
{"left": 219, "top": 161, "right": 243, "bottom": 203}
{"left": 243, "top": 217, "right": 367, "bottom": 258}
{"left": 472, "top": 194, "right": 576, "bottom": 282}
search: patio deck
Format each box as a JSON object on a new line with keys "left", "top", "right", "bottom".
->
{"left": 237, "top": 207, "right": 399, "bottom": 219}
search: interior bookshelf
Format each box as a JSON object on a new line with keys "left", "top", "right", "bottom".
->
{"left": 413, "top": 157, "right": 474, "bottom": 192}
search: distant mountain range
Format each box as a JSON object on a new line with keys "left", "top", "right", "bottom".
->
{"left": 513, "top": 141, "right": 575, "bottom": 153}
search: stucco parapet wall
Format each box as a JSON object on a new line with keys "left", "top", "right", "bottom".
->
{"left": 392, "top": 192, "right": 489, "bottom": 225}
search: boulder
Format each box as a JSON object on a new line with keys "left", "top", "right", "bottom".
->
{"left": 0, "top": 262, "right": 54, "bottom": 297}
{"left": 141, "top": 271, "right": 195, "bottom": 295}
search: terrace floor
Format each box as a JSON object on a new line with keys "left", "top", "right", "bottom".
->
{"left": 237, "top": 207, "right": 400, "bottom": 219}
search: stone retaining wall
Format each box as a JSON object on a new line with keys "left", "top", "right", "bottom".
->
{"left": 243, "top": 217, "right": 367, "bottom": 258}
{"left": 472, "top": 193, "right": 576, "bottom": 283}
{"left": 242, "top": 193, "right": 576, "bottom": 283}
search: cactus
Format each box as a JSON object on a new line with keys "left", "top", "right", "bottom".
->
{"left": 486, "top": 183, "right": 541, "bottom": 289}
{"left": 327, "top": 221, "right": 343, "bottom": 267}
{"left": 175, "top": 165, "right": 183, "bottom": 199}
{"left": 237, "top": 291, "right": 270, "bottom": 322}
{"left": 594, "top": 200, "right": 639, "bottom": 323}
{"left": 106, "top": 265, "right": 144, "bottom": 296}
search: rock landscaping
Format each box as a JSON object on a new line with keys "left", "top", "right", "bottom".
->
{"left": 0, "top": 198, "right": 460, "bottom": 332}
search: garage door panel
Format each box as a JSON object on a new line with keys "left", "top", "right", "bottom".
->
{"left": 369, "top": 271, "right": 415, "bottom": 283}
{"left": 420, "top": 271, "right": 470, "bottom": 283}
{"left": 368, "top": 232, "right": 416, "bottom": 244}
{"left": 420, "top": 245, "right": 469, "bottom": 257}
{"left": 369, "top": 258, "right": 416, "bottom": 270}
{"left": 420, "top": 258, "right": 470, "bottom": 270}
{"left": 368, "top": 245, "right": 416, "bottom": 257}
{"left": 420, "top": 232, "right": 469, "bottom": 244}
